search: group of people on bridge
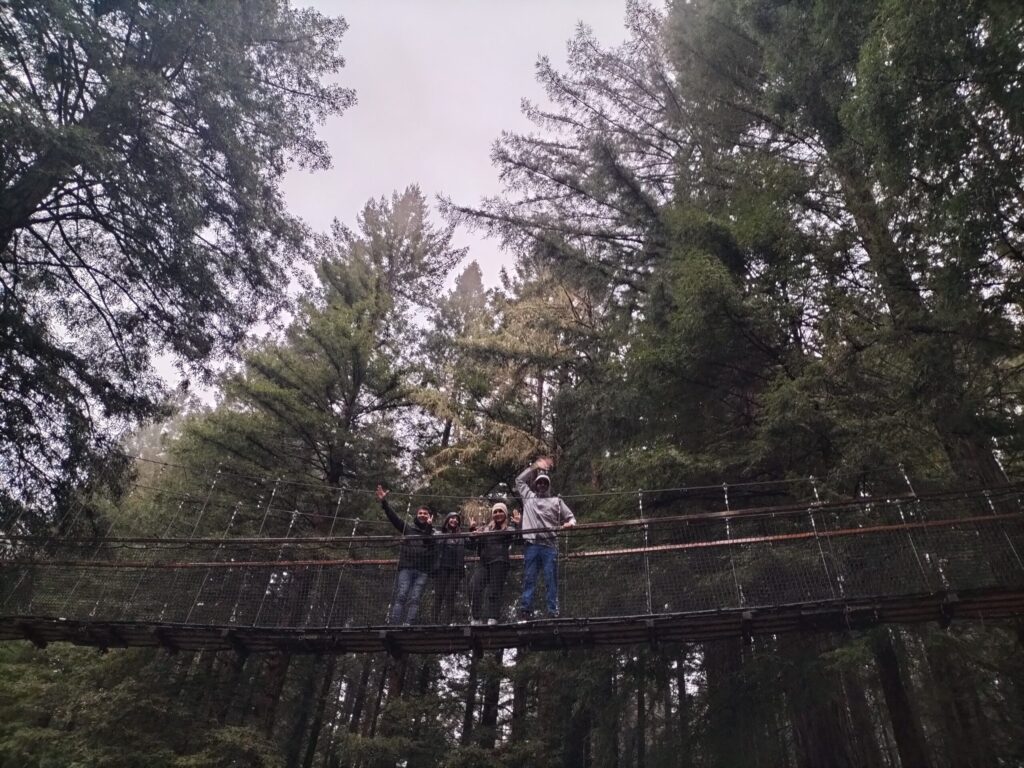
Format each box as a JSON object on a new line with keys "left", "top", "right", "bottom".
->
{"left": 376, "top": 457, "right": 576, "bottom": 626}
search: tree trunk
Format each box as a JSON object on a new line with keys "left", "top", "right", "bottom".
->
{"left": 873, "top": 630, "right": 932, "bottom": 768}
{"left": 675, "top": 650, "right": 693, "bottom": 768}
{"left": 301, "top": 655, "right": 339, "bottom": 768}
{"left": 477, "top": 650, "right": 503, "bottom": 749}
{"left": 285, "top": 658, "right": 321, "bottom": 768}
{"left": 346, "top": 656, "right": 374, "bottom": 733}
{"left": 636, "top": 654, "right": 647, "bottom": 768}
{"left": 534, "top": 371, "right": 545, "bottom": 439}
{"left": 511, "top": 648, "right": 529, "bottom": 743}
{"left": 254, "top": 653, "right": 293, "bottom": 737}
{"left": 461, "top": 647, "right": 482, "bottom": 746}
{"left": 364, "top": 658, "right": 390, "bottom": 738}
{"left": 841, "top": 669, "right": 889, "bottom": 768}
{"left": 217, "top": 651, "right": 250, "bottom": 725}
{"left": 782, "top": 637, "right": 856, "bottom": 768}
{"left": 923, "top": 634, "right": 995, "bottom": 768}
{"left": 834, "top": 162, "right": 1005, "bottom": 487}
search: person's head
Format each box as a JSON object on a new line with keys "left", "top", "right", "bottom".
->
{"left": 415, "top": 506, "right": 433, "bottom": 526}
{"left": 443, "top": 512, "right": 462, "bottom": 531}
{"left": 534, "top": 473, "right": 551, "bottom": 497}
{"left": 490, "top": 502, "right": 508, "bottom": 528}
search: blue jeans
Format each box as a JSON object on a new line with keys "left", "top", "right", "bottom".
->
{"left": 521, "top": 542, "right": 559, "bottom": 615}
{"left": 389, "top": 568, "right": 429, "bottom": 624}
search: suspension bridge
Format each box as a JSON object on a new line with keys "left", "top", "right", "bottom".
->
{"left": 2, "top": 475, "right": 1023, "bottom": 656}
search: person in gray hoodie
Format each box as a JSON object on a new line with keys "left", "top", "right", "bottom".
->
{"left": 515, "top": 457, "right": 576, "bottom": 619}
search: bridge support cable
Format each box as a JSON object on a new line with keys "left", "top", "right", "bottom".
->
{"left": 807, "top": 477, "right": 838, "bottom": 602}
{"left": 253, "top": 508, "right": 299, "bottom": 628}
{"left": 303, "top": 489, "right": 345, "bottom": 627}
{"left": 229, "top": 478, "right": 281, "bottom": 624}
{"left": 984, "top": 490, "right": 1024, "bottom": 575}
{"left": 2, "top": 483, "right": 1024, "bottom": 654}
{"left": 639, "top": 490, "right": 653, "bottom": 616}
{"left": 158, "top": 467, "right": 222, "bottom": 622}
{"left": 185, "top": 501, "right": 243, "bottom": 624}
{"left": 324, "top": 517, "right": 361, "bottom": 629}
{"left": 122, "top": 498, "right": 189, "bottom": 620}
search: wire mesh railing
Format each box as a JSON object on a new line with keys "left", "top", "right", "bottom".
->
{"left": 2, "top": 483, "right": 1024, "bottom": 639}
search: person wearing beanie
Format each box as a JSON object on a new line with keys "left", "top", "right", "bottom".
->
{"left": 376, "top": 484, "right": 436, "bottom": 625}
{"left": 433, "top": 511, "right": 468, "bottom": 624}
{"left": 468, "top": 501, "right": 522, "bottom": 624}
{"left": 514, "top": 456, "right": 576, "bottom": 619}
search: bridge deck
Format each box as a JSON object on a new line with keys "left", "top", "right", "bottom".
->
{"left": 2, "top": 588, "right": 1022, "bottom": 655}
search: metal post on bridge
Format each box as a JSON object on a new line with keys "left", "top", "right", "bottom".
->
{"left": 121, "top": 498, "right": 188, "bottom": 621}
{"left": 638, "top": 489, "right": 653, "bottom": 616}
{"left": 325, "top": 517, "right": 360, "bottom": 628}
{"left": 158, "top": 465, "right": 222, "bottom": 622}
{"left": 253, "top": 507, "right": 299, "bottom": 628}
{"left": 303, "top": 487, "right": 345, "bottom": 628}
{"left": 228, "top": 479, "right": 279, "bottom": 624}
{"left": 723, "top": 483, "right": 746, "bottom": 608}
{"left": 892, "top": 473, "right": 934, "bottom": 591}
{"left": 184, "top": 499, "right": 243, "bottom": 624}
{"left": 983, "top": 490, "right": 1024, "bottom": 575}
{"left": 808, "top": 476, "right": 839, "bottom": 600}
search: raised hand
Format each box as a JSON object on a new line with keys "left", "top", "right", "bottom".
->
{"left": 535, "top": 456, "right": 554, "bottom": 471}
{"left": 375, "top": 484, "right": 389, "bottom": 501}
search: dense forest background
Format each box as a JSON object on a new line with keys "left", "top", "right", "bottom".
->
{"left": 2, "top": 0, "right": 1024, "bottom": 765}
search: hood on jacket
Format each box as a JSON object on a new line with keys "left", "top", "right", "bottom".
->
{"left": 442, "top": 511, "right": 462, "bottom": 531}
{"left": 534, "top": 473, "right": 551, "bottom": 497}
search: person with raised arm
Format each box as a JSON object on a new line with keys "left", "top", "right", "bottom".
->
{"left": 468, "top": 502, "right": 522, "bottom": 625}
{"left": 515, "top": 457, "right": 575, "bottom": 619}
{"left": 376, "top": 484, "right": 436, "bottom": 625}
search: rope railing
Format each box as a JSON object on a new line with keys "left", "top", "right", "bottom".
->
{"left": 2, "top": 484, "right": 1023, "bottom": 646}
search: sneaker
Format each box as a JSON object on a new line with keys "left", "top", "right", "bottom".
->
{"left": 470, "top": 619, "right": 482, "bottom": 626}
{"left": 549, "top": 611, "right": 560, "bottom": 619}
{"left": 517, "top": 610, "right": 532, "bottom": 623}
{"left": 487, "top": 618, "right": 498, "bottom": 626}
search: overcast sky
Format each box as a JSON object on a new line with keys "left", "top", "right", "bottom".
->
{"left": 281, "top": 0, "right": 630, "bottom": 287}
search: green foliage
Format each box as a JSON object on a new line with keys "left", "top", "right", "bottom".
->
{"left": 0, "top": 0, "right": 353, "bottom": 515}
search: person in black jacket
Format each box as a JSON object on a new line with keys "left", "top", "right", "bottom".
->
{"left": 468, "top": 502, "right": 522, "bottom": 625}
{"left": 433, "top": 511, "right": 468, "bottom": 624}
{"left": 377, "top": 484, "right": 435, "bottom": 625}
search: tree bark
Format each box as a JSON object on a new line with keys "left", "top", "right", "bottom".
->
{"left": 477, "top": 650, "right": 503, "bottom": 749}
{"left": 923, "top": 634, "right": 995, "bottom": 768}
{"left": 254, "top": 653, "right": 293, "bottom": 737}
{"left": 511, "top": 648, "right": 529, "bottom": 743}
{"left": 461, "top": 647, "right": 482, "bottom": 746}
{"left": 873, "top": 630, "right": 932, "bottom": 768}
{"left": 841, "top": 669, "right": 889, "bottom": 768}
{"left": 675, "top": 650, "right": 692, "bottom": 768}
{"left": 364, "top": 658, "right": 390, "bottom": 738}
{"left": 285, "top": 658, "right": 321, "bottom": 768}
{"left": 346, "top": 656, "right": 373, "bottom": 733}
{"left": 301, "top": 655, "right": 339, "bottom": 768}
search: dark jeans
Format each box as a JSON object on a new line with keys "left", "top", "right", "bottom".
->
{"left": 389, "top": 568, "right": 429, "bottom": 624}
{"left": 433, "top": 569, "right": 463, "bottom": 624}
{"left": 521, "top": 542, "right": 558, "bottom": 615}
{"left": 470, "top": 560, "right": 510, "bottom": 621}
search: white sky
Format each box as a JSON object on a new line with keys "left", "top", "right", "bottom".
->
{"left": 282, "top": 0, "right": 630, "bottom": 287}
